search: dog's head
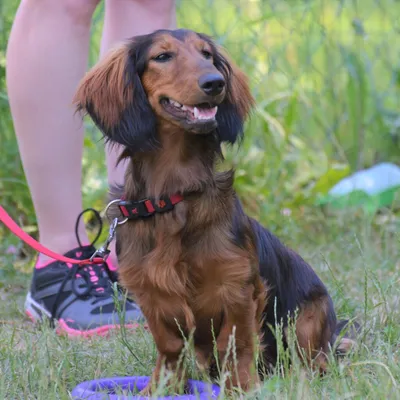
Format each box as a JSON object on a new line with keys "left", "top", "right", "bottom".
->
{"left": 74, "top": 29, "right": 254, "bottom": 152}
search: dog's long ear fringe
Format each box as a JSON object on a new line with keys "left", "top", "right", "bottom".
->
{"left": 198, "top": 34, "right": 255, "bottom": 145}
{"left": 216, "top": 46, "right": 255, "bottom": 145}
{"left": 73, "top": 41, "right": 158, "bottom": 152}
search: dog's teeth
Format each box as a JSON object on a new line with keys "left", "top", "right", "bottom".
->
{"left": 194, "top": 107, "right": 199, "bottom": 119}
{"left": 171, "top": 100, "right": 182, "bottom": 108}
{"left": 181, "top": 105, "right": 188, "bottom": 111}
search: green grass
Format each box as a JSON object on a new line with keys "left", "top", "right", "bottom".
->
{"left": 1, "top": 0, "right": 400, "bottom": 398}
{"left": 1, "top": 224, "right": 399, "bottom": 399}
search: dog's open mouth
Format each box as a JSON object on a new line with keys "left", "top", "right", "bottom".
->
{"left": 161, "top": 98, "right": 218, "bottom": 123}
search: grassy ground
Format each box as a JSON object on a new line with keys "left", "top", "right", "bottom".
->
{"left": 1, "top": 218, "right": 399, "bottom": 399}
{"left": 1, "top": 0, "right": 400, "bottom": 399}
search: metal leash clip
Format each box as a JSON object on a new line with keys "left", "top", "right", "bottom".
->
{"left": 90, "top": 217, "right": 119, "bottom": 262}
{"left": 103, "top": 199, "right": 128, "bottom": 225}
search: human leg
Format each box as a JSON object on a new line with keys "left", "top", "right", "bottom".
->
{"left": 6, "top": 0, "right": 144, "bottom": 336}
{"left": 6, "top": 0, "right": 101, "bottom": 265}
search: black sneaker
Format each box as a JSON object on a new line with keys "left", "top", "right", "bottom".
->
{"left": 24, "top": 209, "right": 144, "bottom": 337}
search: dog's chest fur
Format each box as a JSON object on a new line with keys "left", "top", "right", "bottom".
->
{"left": 116, "top": 170, "right": 257, "bottom": 339}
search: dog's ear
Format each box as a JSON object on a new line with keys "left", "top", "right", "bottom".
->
{"left": 73, "top": 40, "right": 157, "bottom": 151}
{"left": 211, "top": 43, "right": 255, "bottom": 144}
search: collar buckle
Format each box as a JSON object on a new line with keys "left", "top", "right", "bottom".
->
{"left": 118, "top": 199, "right": 154, "bottom": 220}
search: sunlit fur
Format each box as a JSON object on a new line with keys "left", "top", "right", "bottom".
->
{"left": 74, "top": 29, "right": 356, "bottom": 394}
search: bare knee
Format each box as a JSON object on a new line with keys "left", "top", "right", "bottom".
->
{"left": 22, "top": 0, "right": 101, "bottom": 25}
{"left": 129, "top": 0, "right": 175, "bottom": 14}
{"left": 64, "top": 0, "right": 101, "bottom": 22}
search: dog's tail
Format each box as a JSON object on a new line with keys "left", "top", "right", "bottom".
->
{"left": 332, "top": 319, "right": 361, "bottom": 357}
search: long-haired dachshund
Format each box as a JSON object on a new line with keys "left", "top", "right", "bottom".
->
{"left": 74, "top": 29, "right": 356, "bottom": 394}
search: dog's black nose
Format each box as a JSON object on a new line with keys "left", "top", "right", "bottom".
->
{"left": 198, "top": 73, "right": 225, "bottom": 96}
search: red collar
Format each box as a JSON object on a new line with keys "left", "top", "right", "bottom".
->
{"left": 117, "top": 194, "right": 184, "bottom": 220}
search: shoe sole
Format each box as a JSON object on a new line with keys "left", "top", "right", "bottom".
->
{"left": 25, "top": 292, "right": 144, "bottom": 338}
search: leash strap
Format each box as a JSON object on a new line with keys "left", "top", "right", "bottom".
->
{"left": 1, "top": 194, "right": 184, "bottom": 264}
{"left": 0, "top": 205, "right": 105, "bottom": 265}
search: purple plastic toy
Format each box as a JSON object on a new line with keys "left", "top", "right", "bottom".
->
{"left": 71, "top": 376, "right": 220, "bottom": 400}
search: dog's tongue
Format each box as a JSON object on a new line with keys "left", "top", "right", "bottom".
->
{"left": 183, "top": 106, "right": 217, "bottom": 121}
{"left": 180, "top": 104, "right": 218, "bottom": 120}
{"left": 194, "top": 106, "right": 218, "bottom": 120}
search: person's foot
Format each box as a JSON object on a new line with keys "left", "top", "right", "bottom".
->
{"left": 25, "top": 244, "right": 144, "bottom": 337}
{"left": 24, "top": 209, "right": 144, "bottom": 337}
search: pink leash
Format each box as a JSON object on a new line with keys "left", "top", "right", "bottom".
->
{"left": 0, "top": 205, "right": 105, "bottom": 265}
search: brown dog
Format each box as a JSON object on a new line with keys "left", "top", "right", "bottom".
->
{"left": 74, "top": 29, "right": 354, "bottom": 394}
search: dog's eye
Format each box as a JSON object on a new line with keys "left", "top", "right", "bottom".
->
{"left": 201, "top": 50, "right": 212, "bottom": 60}
{"left": 153, "top": 52, "right": 173, "bottom": 62}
